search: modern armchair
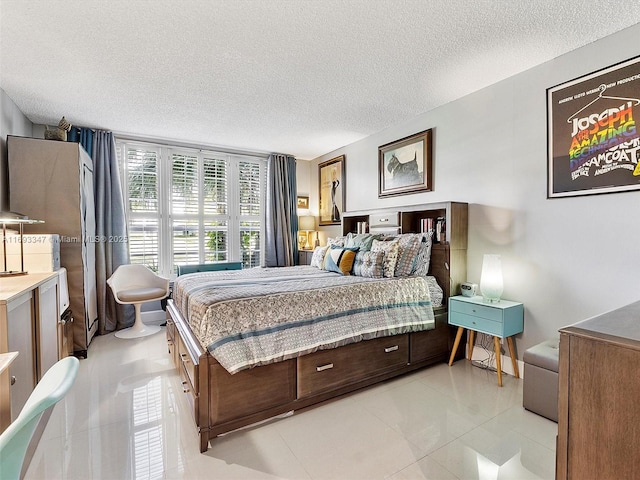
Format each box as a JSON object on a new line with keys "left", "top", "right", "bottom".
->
{"left": 107, "top": 264, "right": 170, "bottom": 339}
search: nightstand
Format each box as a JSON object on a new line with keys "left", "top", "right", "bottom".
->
{"left": 447, "top": 295, "right": 524, "bottom": 386}
{"left": 298, "top": 250, "right": 314, "bottom": 265}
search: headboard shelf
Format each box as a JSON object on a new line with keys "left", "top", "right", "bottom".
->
{"left": 341, "top": 201, "right": 468, "bottom": 300}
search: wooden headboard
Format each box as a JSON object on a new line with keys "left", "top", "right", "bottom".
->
{"left": 341, "top": 201, "right": 468, "bottom": 303}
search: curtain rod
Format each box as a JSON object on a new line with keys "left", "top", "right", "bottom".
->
{"left": 112, "top": 131, "right": 272, "bottom": 159}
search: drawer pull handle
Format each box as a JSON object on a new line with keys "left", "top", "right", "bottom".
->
{"left": 180, "top": 353, "right": 190, "bottom": 363}
{"left": 10, "top": 375, "right": 16, "bottom": 386}
{"left": 384, "top": 345, "right": 399, "bottom": 353}
{"left": 380, "top": 218, "right": 388, "bottom": 222}
{"left": 316, "top": 363, "right": 334, "bottom": 372}
{"left": 181, "top": 381, "right": 190, "bottom": 393}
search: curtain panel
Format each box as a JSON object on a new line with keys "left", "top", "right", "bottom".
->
{"left": 264, "top": 153, "right": 298, "bottom": 267}
{"left": 92, "top": 131, "right": 133, "bottom": 333}
{"left": 69, "top": 129, "right": 133, "bottom": 333}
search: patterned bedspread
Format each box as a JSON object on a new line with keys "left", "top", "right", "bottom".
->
{"left": 172, "top": 266, "right": 437, "bottom": 374}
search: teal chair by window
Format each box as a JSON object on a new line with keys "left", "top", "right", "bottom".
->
{"left": 0, "top": 356, "right": 79, "bottom": 480}
{"left": 176, "top": 262, "right": 243, "bottom": 276}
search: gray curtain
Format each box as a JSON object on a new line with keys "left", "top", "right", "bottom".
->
{"left": 264, "top": 153, "right": 298, "bottom": 267}
{"left": 92, "top": 131, "right": 134, "bottom": 333}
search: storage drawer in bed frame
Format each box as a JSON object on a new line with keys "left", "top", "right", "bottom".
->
{"left": 166, "top": 315, "right": 201, "bottom": 423}
{"left": 297, "top": 335, "right": 409, "bottom": 398}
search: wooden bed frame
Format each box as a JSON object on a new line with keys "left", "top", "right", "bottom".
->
{"left": 166, "top": 201, "right": 468, "bottom": 452}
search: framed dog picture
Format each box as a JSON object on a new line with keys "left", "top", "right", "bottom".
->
{"left": 378, "top": 129, "right": 432, "bottom": 197}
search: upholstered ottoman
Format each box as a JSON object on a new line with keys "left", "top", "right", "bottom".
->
{"left": 523, "top": 338, "right": 559, "bottom": 422}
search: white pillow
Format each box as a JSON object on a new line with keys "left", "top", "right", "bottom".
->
{"left": 310, "top": 246, "right": 328, "bottom": 268}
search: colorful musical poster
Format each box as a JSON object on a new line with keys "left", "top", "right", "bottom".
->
{"left": 547, "top": 56, "right": 640, "bottom": 198}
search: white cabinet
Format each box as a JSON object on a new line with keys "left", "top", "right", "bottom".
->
{"left": 4, "top": 291, "right": 35, "bottom": 420}
{"left": 36, "top": 276, "right": 59, "bottom": 379}
{"left": 0, "top": 272, "right": 60, "bottom": 423}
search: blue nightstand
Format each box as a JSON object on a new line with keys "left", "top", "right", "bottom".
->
{"left": 447, "top": 295, "right": 524, "bottom": 386}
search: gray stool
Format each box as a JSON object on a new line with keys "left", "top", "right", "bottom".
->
{"left": 523, "top": 338, "right": 559, "bottom": 422}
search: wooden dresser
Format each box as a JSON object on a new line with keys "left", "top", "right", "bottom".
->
{"left": 556, "top": 301, "right": 640, "bottom": 479}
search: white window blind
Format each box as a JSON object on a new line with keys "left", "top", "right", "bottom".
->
{"left": 120, "top": 146, "right": 161, "bottom": 271}
{"left": 117, "top": 140, "right": 266, "bottom": 277}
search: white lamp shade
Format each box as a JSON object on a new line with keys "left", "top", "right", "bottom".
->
{"left": 298, "top": 215, "right": 316, "bottom": 231}
{"left": 480, "top": 254, "right": 503, "bottom": 302}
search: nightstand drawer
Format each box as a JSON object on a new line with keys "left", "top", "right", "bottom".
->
{"left": 450, "top": 312, "right": 502, "bottom": 336}
{"left": 450, "top": 299, "right": 503, "bottom": 322}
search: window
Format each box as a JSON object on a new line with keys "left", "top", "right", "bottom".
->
{"left": 117, "top": 140, "right": 265, "bottom": 277}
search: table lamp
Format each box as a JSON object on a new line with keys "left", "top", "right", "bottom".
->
{"left": 0, "top": 211, "right": 45, "bottom": 276}
{"left": 298, "top": 215, "right": 316, "bottom": 250}
{"left": 480, "top": 254, "right": 503, "bottom": 303}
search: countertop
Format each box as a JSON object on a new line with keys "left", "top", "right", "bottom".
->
{"left": 0, "top": 272, "right": 59, "bottom": 303}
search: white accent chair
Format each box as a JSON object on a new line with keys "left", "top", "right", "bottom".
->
{"left": 107, "top": 264, "right": 170, "bottom": 339}
{"left": 0, "top": 356, "right": 79, "bottom": 480}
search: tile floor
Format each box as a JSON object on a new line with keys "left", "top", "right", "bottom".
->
{"left": 25, "top": 330, "right": 557, "bottom": 479}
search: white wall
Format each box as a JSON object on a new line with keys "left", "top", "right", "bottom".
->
{"left": 0, "top": 88, "right": 33, "bottom": 210}
{"left": 296, "top": 158, "right": 311, "bottom": 197}
{"left": 309, "top": 24, "right": 640, "bottom": 355}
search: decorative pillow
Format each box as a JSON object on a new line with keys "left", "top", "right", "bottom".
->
{"left": 394, "top": 233, "right": 422, "bottom": 277}
{"left": 327, "top": 236, "right": 346, "bottom": 248}
{"left": 412, "top": 232, "right": 433, "bottom": 276}
{"left": 345, "top": 233, "right": 380, "bottom": 252}
{"left": 310, "top": 246, "right": 328, "bottom": 268}
{"left": 352, "top": 250, "right": 385, "bottom": 278}
{"left": 371, "top": 239, "right": 399, "bottom": 278}
{"left": 322, "top": 246, "right": 358, "bottom": 275}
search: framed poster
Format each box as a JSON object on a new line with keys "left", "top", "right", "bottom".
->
{"left": 547, "top": 56, "right": 640, "bottom": 198}
{"left": 318, "top": 155, "right": 345, "bottom": 225}
{"left": 379, "top": 129, "right": 432, "bottom": 197}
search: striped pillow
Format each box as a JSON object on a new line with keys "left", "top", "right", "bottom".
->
{"left": 412, "top": 232, "right": 433, "bottom": 276}
{"left": 394, "top": 234, "right": 422, "bottom": 277}
{"left": 322, "top": 246, "right": 358, "bottom": 275}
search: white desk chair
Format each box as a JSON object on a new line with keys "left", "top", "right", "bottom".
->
{"left": 0, "top": 356, "right": 79, "bottom": 480}
{"left": 107, "top": 264, "right": 170, "bottom": 339}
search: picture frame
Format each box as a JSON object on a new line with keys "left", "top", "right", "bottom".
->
{"left": 318, "top": 155, "right": 345, "bottom": 225}
{"left": 297, "top": 195, "right": 309, "bottom": 210}
{"left": 378, "top": 129, "right": 432, "bottom": 197}
{"left": 547, "top": 56, "right": 640, "bottom": 198}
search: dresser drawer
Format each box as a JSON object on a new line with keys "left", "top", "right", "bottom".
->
{"left": 450, "top": 312, "right": 502, "bottom": 336}
{"left": 450, "top": 299, "right": 503, "bottom": 322}
{"left": 297, "top": 335, "right": 408, "bottom": 398}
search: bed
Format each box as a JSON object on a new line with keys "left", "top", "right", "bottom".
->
{"left": 166, "top": 201, "right": 468, "bottom": 452}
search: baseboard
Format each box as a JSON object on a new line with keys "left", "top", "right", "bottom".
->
{"left": 141, "top": 310, "right": 166, "bottom": 326}
{"left": 469, "top": 343, "right": 525, "bottom": 379}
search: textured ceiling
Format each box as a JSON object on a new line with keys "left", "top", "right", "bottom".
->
{"left": 1, "top": 1, "right": 640, "bottom": 159}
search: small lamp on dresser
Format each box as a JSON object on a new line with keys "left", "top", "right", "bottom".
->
{"left": 298, "top": 215, "right": 316, "bottom": 250}
{"left": 0, "top": 211, "right": 44, "bottom": 277}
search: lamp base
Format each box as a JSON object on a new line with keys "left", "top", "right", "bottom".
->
{"left": 0, "top": 270, "right": 28, "bottom": 277}
{"left": 482, "top": 297, "right": 501, "bottom": 303}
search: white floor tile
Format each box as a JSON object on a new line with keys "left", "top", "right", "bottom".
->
{"left": 23, "top": 330, "right": 556, "bottom": 480}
